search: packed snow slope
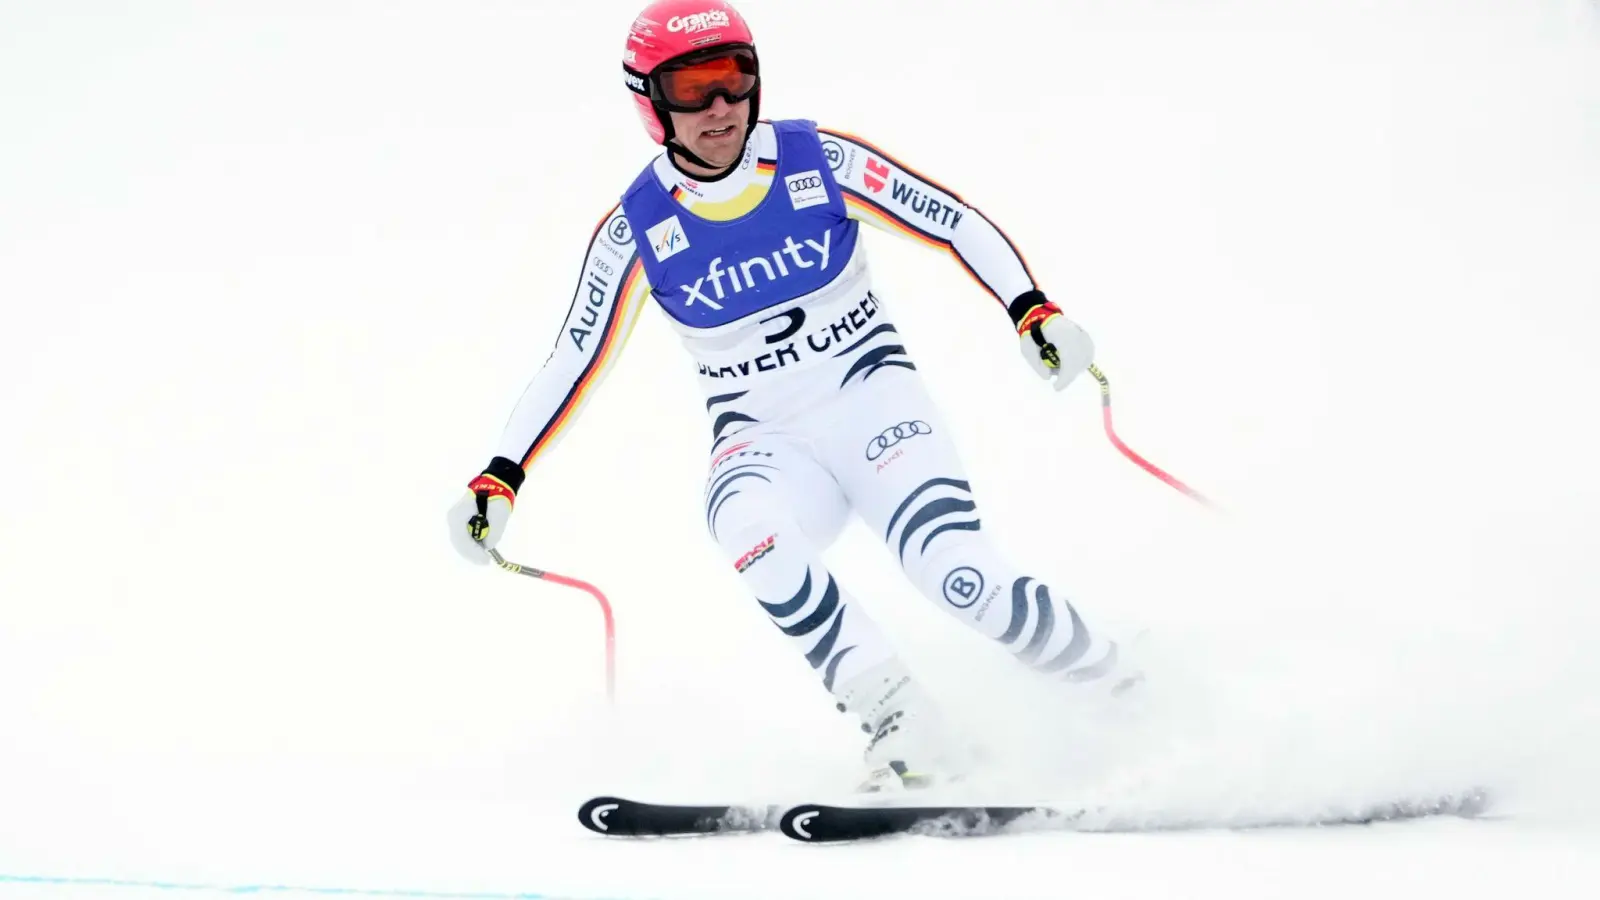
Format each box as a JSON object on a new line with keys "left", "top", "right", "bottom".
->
{"left": 2, "top": 1, "right": 1598, "bottom": 898}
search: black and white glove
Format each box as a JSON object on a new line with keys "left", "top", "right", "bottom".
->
{"left": 446, "top": 456, "right": 525, "bottom": 564}
{"left": 1010, "top": 290, "right": 1094, "bottom": 393}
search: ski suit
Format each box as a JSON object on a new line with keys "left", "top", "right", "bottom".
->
{"left": 485, "top": 120, "right": 1122, "bottom": 700}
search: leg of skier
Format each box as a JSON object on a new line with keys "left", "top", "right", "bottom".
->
{"left": 808, "top": 367, "right": 1141, "bottom": 784}
{"left": 704, "top": 426, "right": 925, "bottom": 777}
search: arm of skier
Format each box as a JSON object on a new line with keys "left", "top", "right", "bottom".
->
{"left": 819, "top": 127, "right": 1093, "bottom": 390}
{"left": 446, "top": 206, "right": 652, "bottom": 562}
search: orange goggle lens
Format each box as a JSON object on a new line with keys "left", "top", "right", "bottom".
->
{"left": 656, "top": 53, "right": 757, "bottom": 111}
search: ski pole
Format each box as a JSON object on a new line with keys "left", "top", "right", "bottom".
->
{"left": 1087, "top": 364, "right": 1214, "bottom": 509}
{"left": 484, "top": 547, "right": 616, "bottom": 703}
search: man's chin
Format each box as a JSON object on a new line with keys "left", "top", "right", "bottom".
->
{"left": 696, "top": 129, "right": 746, "bottom": 166}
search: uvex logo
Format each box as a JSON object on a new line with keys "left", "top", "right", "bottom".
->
{"left": 623, "top": 72, "right": 647, "bottom": 93}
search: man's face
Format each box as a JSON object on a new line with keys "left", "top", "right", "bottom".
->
{"left": 668, "top": 96, "right": 749, "bottom": 171}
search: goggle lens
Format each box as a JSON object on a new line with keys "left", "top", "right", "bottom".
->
{"left": 655, "top": 51, "right": 758, "bottom": 111}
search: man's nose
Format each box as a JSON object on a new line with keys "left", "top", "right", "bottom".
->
{"left": 707, "top": 95, "right": 733, "bottom": 116}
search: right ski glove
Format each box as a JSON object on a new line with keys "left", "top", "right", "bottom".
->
{"left": 1011, "top": 290, "right": 1094, "bottom": 394}
{"left": 446, "top": 456, "right": 525, "bottom": 564}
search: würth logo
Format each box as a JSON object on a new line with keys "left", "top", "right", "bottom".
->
{"left": 863, "top": 158, "right": 890, "bottom": 193}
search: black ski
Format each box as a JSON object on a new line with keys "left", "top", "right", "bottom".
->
{"left": 577, "top": 796, "right": 779, "bottom": 837}
{"left": 778, "top": 788, "right": 1491, "bottom": 843}
{"left": 780, "top": 803, "right": 1068, "bottom": 842}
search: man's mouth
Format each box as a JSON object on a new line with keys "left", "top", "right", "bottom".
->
{"left": 703, "top": 125, "right": 736, "bottom": 139}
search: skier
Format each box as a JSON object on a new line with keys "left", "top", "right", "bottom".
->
{"left": 447, "top": 0, "right": 1140, "bottom": 791}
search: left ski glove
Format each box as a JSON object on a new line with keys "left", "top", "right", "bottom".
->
{"left": 446, "top": 456, "right": 526, "bottom": 564}
{"left": 1011, "top": 291, "right": 1094, "bottom": 393}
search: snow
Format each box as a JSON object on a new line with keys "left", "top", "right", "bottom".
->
{"left": 2, "top": 1, "right": 1598, "bottom": 898}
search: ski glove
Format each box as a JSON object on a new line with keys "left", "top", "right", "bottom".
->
{"left": 446, "top": 456, "right": 525, "bottom": 564}
{"left": 1011, "top": 290, "right": 1094, "bottom": 393}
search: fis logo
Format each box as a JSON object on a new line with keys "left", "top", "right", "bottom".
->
{"left": 668, "top": 10, "right": 730, "bottom": 33}
{"left": 785, "top": 169, "right": 828, "bottom": 210}
{"left": 646, "top": 215, "right": 690, "bottom": 261}
{"left": 680, "top": 231, "right": 833, "bottom": 310}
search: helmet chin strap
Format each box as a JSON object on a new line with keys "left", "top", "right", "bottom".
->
{"left": 666, "top": 139, "right": 737, "bottom": 176}
{"left": 657, "top": 89, "right": 761, "bottom": 181}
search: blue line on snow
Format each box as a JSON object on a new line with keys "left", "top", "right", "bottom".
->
{"left": 0, "top": 873, "right": 637, "bottom": 900}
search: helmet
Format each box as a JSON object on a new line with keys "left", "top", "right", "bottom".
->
{"left": 622, "top": 0, "right": 760, "bottom": 147}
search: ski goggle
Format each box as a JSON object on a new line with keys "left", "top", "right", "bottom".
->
{"left": 651, "top": 46, "right": 759, "bottom": 113}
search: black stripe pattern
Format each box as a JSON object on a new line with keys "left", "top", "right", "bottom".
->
{"left": 704, "top": 461, "right": 777, "bottom": 540}
{"left": 836, "top": 319, "right": 916, "bottom": 388}
{"left": 757, "top": 568, "right": 857, "bottom": 692}
{"left": 883, "top": 478, "right": 981, "bottom": 564}
{"left": 999, "top": 576, "right": 1111, "bottom": 682}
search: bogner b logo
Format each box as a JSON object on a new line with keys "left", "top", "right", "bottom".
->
{"left": 785, "top": 169, "right": 828, "bottom": 210}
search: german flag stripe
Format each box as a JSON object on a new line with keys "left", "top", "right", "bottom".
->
{"left": 840, "top": 186, "right": 949, "bottom": 248}
{"left": 969, "top": 205, "right": 1037, "bottom": 285}
{"left": 823, "top": 127, "right": 1037, "bottom": 297}
{"left": 842, "top": 189, "right": 1003, "bottom": 303}
{"left": 518, "top": 255, "right": 646, "bottom": 469}
{"left": 756, "top": 158, "right": 777, "bottom": 174}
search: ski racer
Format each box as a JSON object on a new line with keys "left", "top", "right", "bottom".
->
{"left": 447, "top": 0, "right": 1141, "bottom": 791}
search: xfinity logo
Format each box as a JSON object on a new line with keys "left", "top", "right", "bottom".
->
{"left": 785, "top": 169, "right": 827, "bottom": 210}
{"left": 668, "top": 10, "right": 730, "bottom": 32}
{"left": 646, "top": 215, "right": 690, "bottom": 261}
{"left": 680, "top": 231, "right": 832, "bottom": 310}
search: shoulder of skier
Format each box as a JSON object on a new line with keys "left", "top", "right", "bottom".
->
{"left": 818, "top": 125, "right": 1038, "bottom": 309}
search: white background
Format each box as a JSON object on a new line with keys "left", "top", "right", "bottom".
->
{"left": 2, "top": 1, "right": 1598, "bottom": 898}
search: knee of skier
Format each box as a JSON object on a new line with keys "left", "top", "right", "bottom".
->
{"left": 904, "top": 537, "right": 999, "bottom": 614}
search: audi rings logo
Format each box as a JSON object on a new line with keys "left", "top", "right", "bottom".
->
{"left": 865, "top": 421, "right": 931, "bottom": 460}
{"left": 788, "top": 175, "right": 823, "bottom": 192}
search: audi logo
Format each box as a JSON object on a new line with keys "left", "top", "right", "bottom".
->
{"left": 788, "top": 175, "right": 823, "bottom": 192}
{"left": 865, "top": 420, "right": 931, "bottom": 460}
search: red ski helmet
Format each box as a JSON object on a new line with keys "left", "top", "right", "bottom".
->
{"left": 622, "top": 0, "right": 760, "bottom": 146}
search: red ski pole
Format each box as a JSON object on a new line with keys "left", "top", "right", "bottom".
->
{"left": 485, "top": 547, "right": 616, "bottom": 703}
{"left": 1087, "top": 364, "right": 1214, "bottom": 509}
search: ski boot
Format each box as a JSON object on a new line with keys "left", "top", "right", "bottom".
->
{"left": 833, "top": 658, "right": 972, "bottom": 793}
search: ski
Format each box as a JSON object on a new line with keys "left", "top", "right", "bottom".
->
{"left": 778, "top": 788, "right": 1492, "bottom": 843}
{"left": 780, "top": 802, "right": 1073, "bottom": 842}
{"left": 577, "top": 796, "right": 780, "bottom": 837}
{"left": 780, "top": 802, "right": 1068, "bottom": 842}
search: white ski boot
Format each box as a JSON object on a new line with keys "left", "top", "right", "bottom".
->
{"left": 833, "top": 658, "right": 971, "bottom": 793}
